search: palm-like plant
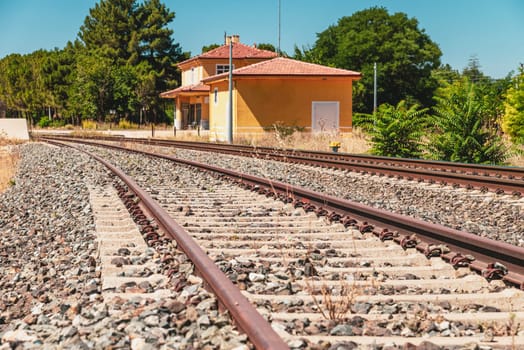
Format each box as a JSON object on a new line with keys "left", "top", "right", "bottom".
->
{"left": 428, "top": 81, "right": 507, "bottom": 164}
{"left": 366, "top": 101, "right": 428, "bottom": 158}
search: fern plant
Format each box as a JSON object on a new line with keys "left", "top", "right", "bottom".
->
{"left": 428, "top": 81, "right": 507, "bottom": 164}
{"left": 364, "top": 101, "right": 428, "bottom": 158}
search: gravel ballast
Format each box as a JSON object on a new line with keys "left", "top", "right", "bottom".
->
{"left": 0, "top": 143, "right": 249, "bottom": 349}
{"left": 2, "top": 141, "right": 522, "bottom": 349}
{"left": 158, "top": 146, "right": 524, "bottom": 248}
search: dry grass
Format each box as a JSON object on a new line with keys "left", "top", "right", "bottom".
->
{"left": 235, "top": 128, "right": 371, "bottom": 154}
{"left": 507, "top": 154, "right": 524, "bottom": 167}
{"left": 305, "top": 278, "right": 361, "bottom": 320}
{"left": 507, "top": 144, "right": 524, "bottom": 167}
{"left": 0, "top": 137, "right": 21, "bottom": 193}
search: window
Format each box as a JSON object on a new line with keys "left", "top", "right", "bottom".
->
{"left": 214, "top": 88, "right": 218, "bottom": 104}
{"left": 216, "top": 64, "right": 234, "bottom": 74}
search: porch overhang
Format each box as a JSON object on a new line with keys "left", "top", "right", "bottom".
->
{"left": 160, "top": 83, "right": 210, "bottom": 99}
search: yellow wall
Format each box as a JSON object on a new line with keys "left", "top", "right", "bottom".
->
{"left": 208, "top": 77, "right": 356, "bottom": 139}
{"left": 235, "top": 77, "right": 355, "bottom": 133}
{"left": 208, "top": 81, "right": 232, "bottom": 139}
{"left": 181, "top": 66, "right": 203, "bottom": 86}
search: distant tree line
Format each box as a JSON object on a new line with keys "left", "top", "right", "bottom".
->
{"left": 0, "top": 3, "right": 522, "bottom": 163}
{"left": 0, "top": 0, "right": 187, "bottom": 126}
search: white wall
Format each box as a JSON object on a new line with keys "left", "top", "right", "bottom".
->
{"left": 0, "top": 119, "right": 29, "bottom": 140}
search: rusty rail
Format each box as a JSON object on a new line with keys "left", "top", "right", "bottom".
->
{"left": 46, "top": 139, "right": 289, "bottom": 350}
{"left": 35, "top": 133, "right": 524, "bottom": 195}
{"left": 44, "top": 137, "right": 524, "bottom": 289}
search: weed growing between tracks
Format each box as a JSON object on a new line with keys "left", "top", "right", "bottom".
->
{"left": 306, "top": 277, "right": 361, "bottom": 321}
{"left": 508, "top": 312, "right": 520, "bottom": 350}
{"left": 303, "top": 237, "right": 370, "bottom": 322}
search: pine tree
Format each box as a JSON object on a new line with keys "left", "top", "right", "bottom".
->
{"left": 78, "top": 0, "right": 137, "bottom": 63}
{"left": 77, "top": 0, "right": 185, "bottom": 122}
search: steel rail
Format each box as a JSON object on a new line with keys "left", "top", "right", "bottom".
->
{"left": 36, "top": 133, "right": 524, "bottom": 195}
{"left": 45, "top": 137, "right": 524, "bottom": 289}
{"left": 131, "top": 138, "right": 524, "bottom": 194}
{"left": 46, "top": 139, "right": 289, "bottom": 350}
{"left": 37, "top": 133, "right": 524, "bottom": 178}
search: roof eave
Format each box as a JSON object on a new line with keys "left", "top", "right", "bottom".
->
{"left": 203, "top": 73, "right": 361, "bottom": 84}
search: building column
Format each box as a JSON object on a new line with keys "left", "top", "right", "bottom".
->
{"left": 175, "top": 98, "right": 182, "bottom": 129}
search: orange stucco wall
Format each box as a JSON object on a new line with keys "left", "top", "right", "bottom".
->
{"left": 208, "top": 77, "right": 356, "bottom": 139}
{"left": 235, "top": 77, "right": 354, "bottom": 133}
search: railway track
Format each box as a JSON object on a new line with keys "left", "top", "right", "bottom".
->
{"left": 37, "top": 133, "right": 524, "bottom": 196}
{"left": 41, "top": 139, "right": 524, "bottom": 349}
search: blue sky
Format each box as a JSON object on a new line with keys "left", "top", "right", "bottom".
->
{"left": 1, "top": 0, "right": 523, "bottom": 79}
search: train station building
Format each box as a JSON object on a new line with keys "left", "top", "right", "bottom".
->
{"left": 160, "top": 35, "right": 361, "bottom": 141}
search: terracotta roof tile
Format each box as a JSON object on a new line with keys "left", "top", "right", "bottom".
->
{"left": 202, "top": 57, "right": 361, "bottom": 83}
{"left": 180, "top": 42, "right": 277, "bottom": 66}
{"left": 233, "top": 57, "right": 361, "bottom": 76}
{"left": 160, "top": 83, "right": 210, "bottom": 98}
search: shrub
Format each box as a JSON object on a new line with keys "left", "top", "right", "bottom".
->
{"left": 428, "top": 82, "right": 507, "bottom": 164}
{"left": 264, "top": 121, "right": 305, "bottom": 140}
{"left": 82, "top": 120, "right": 97, "bottom": 130}
{"left": 364, "top": 101, "right": 428, "bottom": 158}
{"left": 117, "top": 119, "right": 138, "bottom": 130}
{"left": 37, "top": 116, "right": 51, "bottom": 128}
{"left": 502, "top": 72, "right": 524, "bottom": 144}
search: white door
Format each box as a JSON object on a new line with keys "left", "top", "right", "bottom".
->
{"left": 312, "top": 101, "right": 339, "bottom": 132}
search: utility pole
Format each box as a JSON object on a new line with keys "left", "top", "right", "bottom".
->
{"left": 373, "top": 62, "right": 377, "bottom": 112}
{"left": 278, "top": 0, "right": 281, "bottom": 55}
{"left": 226, "top": 35, "right": 233, "bottom": 143}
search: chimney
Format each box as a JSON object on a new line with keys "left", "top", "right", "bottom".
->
{"left": 231, "top": 35, "right": 240, "bottom": 43}
{"left": 225, "top": 35, "right": 231, "bottom": 45}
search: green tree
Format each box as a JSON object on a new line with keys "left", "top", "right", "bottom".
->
{"left": 79, "top": 0, "right": 136, "bottom": 63}
{"left": 112, "top": 65, "right": 140, "bottom": 119}
{"left": 201, "top": 43, "right": 220, "bottom": 53}
{"left": 460, "top": 57, "right": 512, "bottom": 131}
{"left": 295, "top": 7, "right": 441, "bottom": 113}
{"left": 428, "top": 80, "right": 507, "bottom": 164}
{"left": 256, "top": 43, "right": 276, "bottom": 52}
{"left": 502, "top": 67, "right": 524, "bottom": 144}
{"left": 294, "top": 44, "right": 324, "bottom": 65}
{"left": 0, "top": 54, "right": 30, "bottom": 117}
{"left": 0, "top": 51, "right": 51, "bottom": 122}
{"left": 68, "top": 52, "right": 114, "bottom": 121}
{"left": 363, "top": 101, "right": 427, "bottom": 158}
{"left": 78, "top": 0, "right": 185, "bottom": 122}
{"left": 133, "top": 0, "right": 185, "bottom": 121}
{"left": 41, "top": 42, "right": 82, "bottom": 124}
{"left": 432, "top": 64, "right": 461, "bottom": 87}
